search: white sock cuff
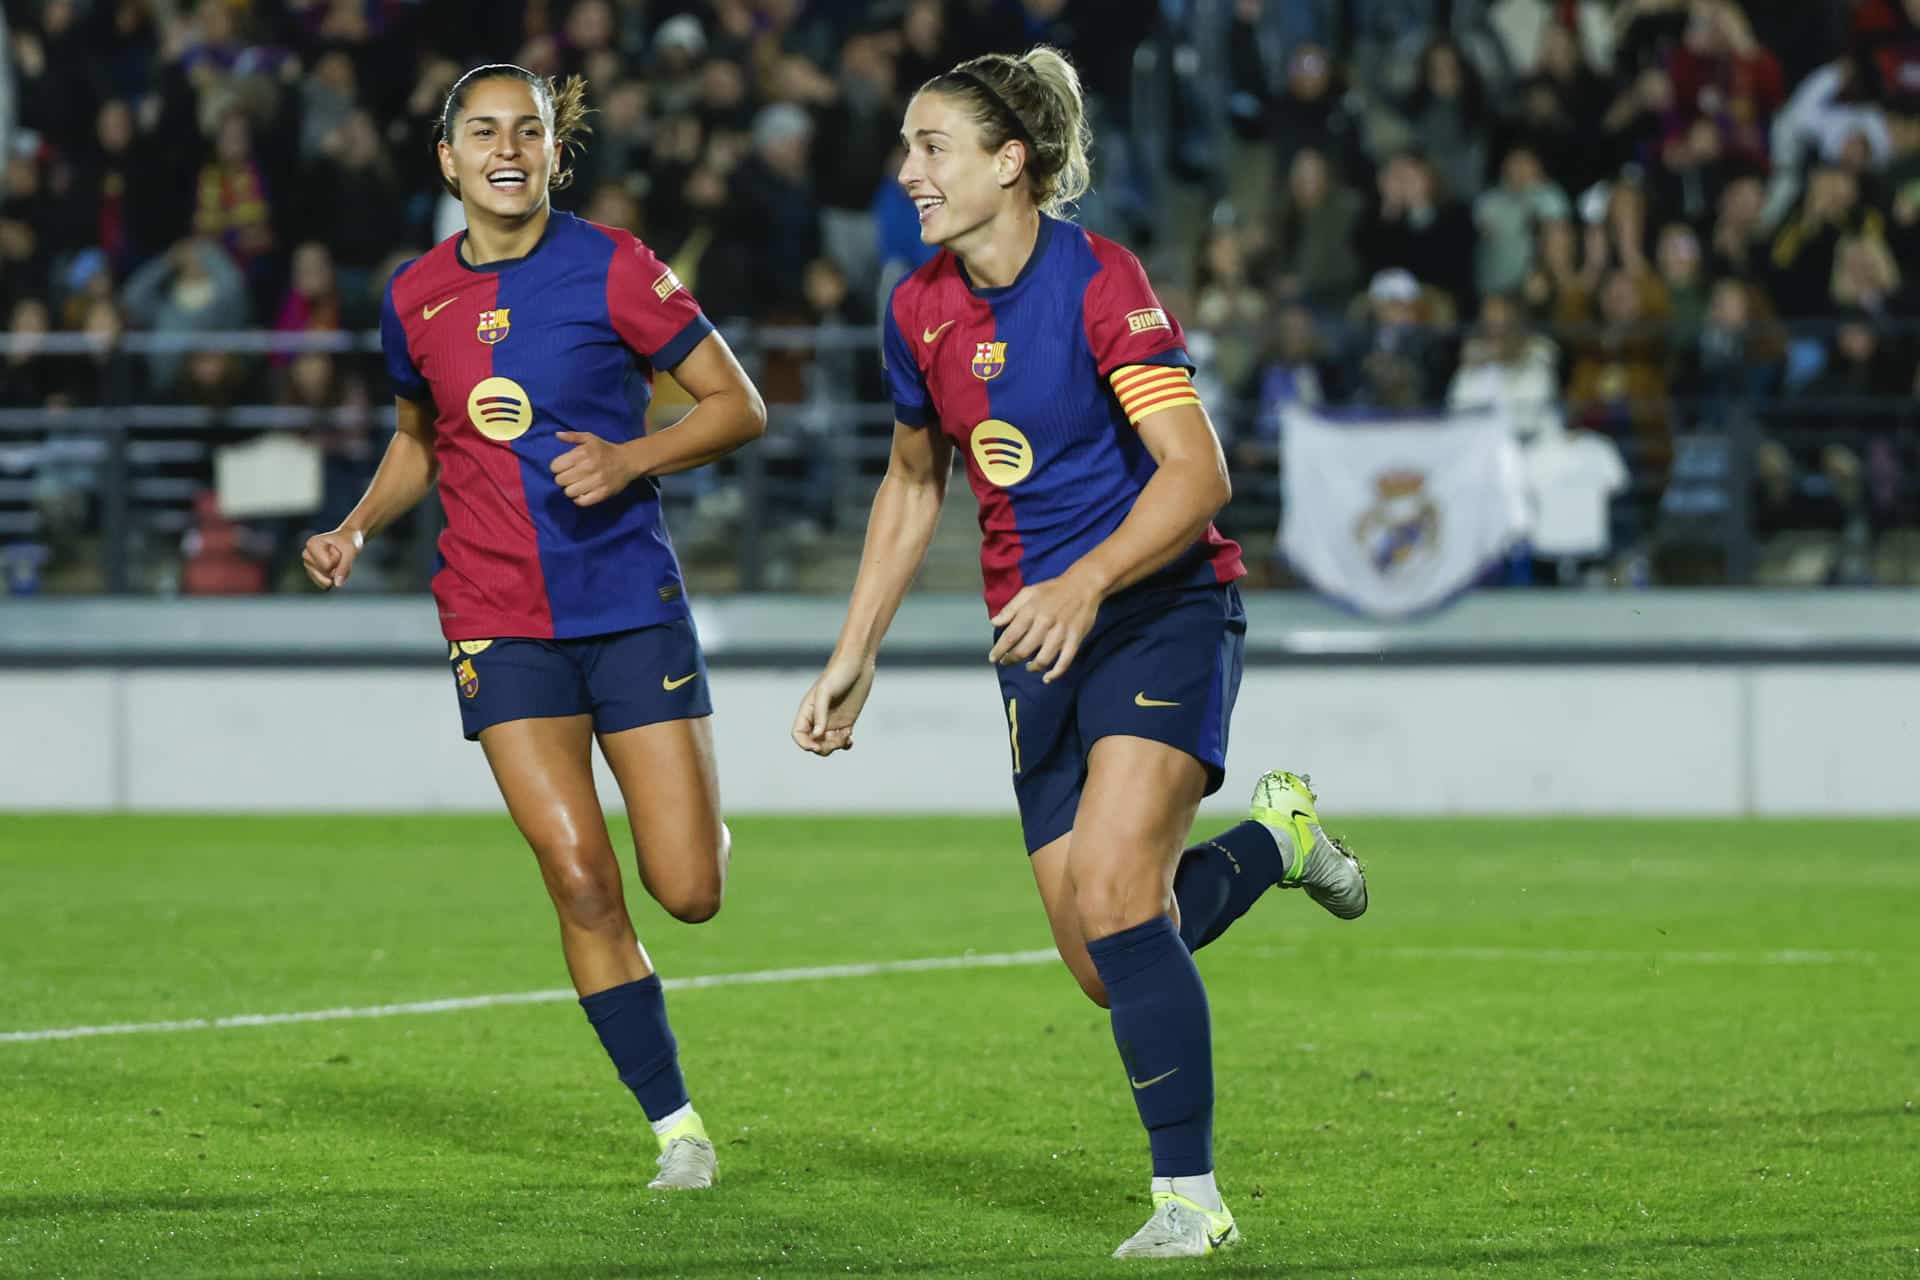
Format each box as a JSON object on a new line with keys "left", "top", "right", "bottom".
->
{"left": 1153, "top": 1171, "right": 1223, "bottom": 1212}
{"left": 649, "top": 1101, "right": 694, "bottom": 1137}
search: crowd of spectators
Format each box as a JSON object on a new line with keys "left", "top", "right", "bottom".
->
{"left": 3, "top": 0, "right": 1919, "bottom": 592}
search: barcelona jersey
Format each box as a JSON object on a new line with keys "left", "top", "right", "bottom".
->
{"left": 881, "top": 214, "right": 1244, "bottom": 614}
{"left": 380, "top": 211, "right": 714, "bottom": 641}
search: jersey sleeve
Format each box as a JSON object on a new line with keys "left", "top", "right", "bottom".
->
{"left": 379, "top": 267, "right": 430, "bottom": 403}
{"left": 881, "top": 285, "right": 932, "bottom": 427}
{"left": 606, "top": 232, "right": 715, "bottom": 372}
{"left": 1082, "top": 244, "right": 1194, "bottom": 378}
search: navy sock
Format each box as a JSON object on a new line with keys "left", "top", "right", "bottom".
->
{"left": 1173, "top": 821, "right": 1289, "bottom": 952}
{"left": 1085, "top": 915, "right": 1214, "bottom": 1177}
{"left": 578, "top": 974, "right": 689, "bottom": 1122}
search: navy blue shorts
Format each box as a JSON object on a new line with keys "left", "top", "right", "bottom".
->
{"left": 446, "top": 617, "right": 713, "bottom": 741}
{"left": 994, "top": 583, "right": 1246, "bottom": 854}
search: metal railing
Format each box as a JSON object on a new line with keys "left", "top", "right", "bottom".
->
{"left": 4, "top": 323, "right": 1919, "bottom": 595}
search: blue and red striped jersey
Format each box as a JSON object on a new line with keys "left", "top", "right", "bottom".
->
{"left": 881, "top": 215, "right": 1244, "bottom": 615}
{"left": 380, "top": 212, "right": 713, "bottom": 642}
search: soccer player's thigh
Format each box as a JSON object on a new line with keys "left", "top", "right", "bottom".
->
{"left": 1001, "top": 661, "right": 1102, "bottom": 1002}
{"left": 462, "top": 641, "right": 644, "bottom": 989}
{"left": 1070, "top": 588, "right": 1247, "bottom": 934}
{"left": 589, "top": 619, "right": 728, "bottom": 925}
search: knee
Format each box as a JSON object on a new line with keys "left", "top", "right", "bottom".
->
{"left": 648, "top": 825, "right": 728, "bottom": 924}
{"left": 541, "top": 851, "right": 626, "bottom": 933}
{"left": 1073, "top": 872, "right": 1169, "bottom": 944}
{"left": 658, "top": 881, "right": 723, "bottom": 925}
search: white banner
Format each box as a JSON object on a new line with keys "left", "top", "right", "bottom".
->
{"left": 1282, "top": 407, "right": 1530, "bottom": 618}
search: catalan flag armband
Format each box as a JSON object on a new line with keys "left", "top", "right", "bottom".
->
{"left": 1110, "top": 364, "right": 1202, "bottom": 426}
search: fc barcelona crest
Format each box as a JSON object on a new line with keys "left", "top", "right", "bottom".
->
{"left": 475, "top": 309, "right": 512, "bottom": 345}
{"left": 456, "top": 657, "right": 480, "bottom": 699}
{"left": 970, "top": 341, "right": 1007, "bottom": 381}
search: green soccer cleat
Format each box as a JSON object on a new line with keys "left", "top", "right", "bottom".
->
{"left": 1250, "top": 770, "right": 1369, "bottom": 920}
{"left": 647, "top": 1110, "right": 717, "bottom": 1190}
{"left": 1111, "top": 1192, "right": 1241, "bottom": 1258}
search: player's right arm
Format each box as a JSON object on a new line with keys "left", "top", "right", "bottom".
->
{"left": 792, "top": 420, "right": 952, "bottom": 756}
{"left": 302, "top": 396, "right": 437, "bottom": 590}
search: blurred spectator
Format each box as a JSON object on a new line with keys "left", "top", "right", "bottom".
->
{"left": 1448, "top": 293, "right": 1563, "bottom": 445}
{"left": 1193, "top": 224, "right": 1271, "bottom": 393}
{"left": 1769, "top": 165, "right": 1882, "bottom": 316}
{"left": 1851, "top": 0, "right": 1920, "bottom": 112}
{"left": 1655, "top": 221, "right": 1711, "bottom": 351}
{"left": 1675, "top": 278, "right": 1782, "bottom": 425}
{"left": 299, "top": 51, "right": 359, "bottom": 163}
{"left": 121, "top": 238, "right": 249, "bottom": 392}
{"left": 1662, "top": 0, "right": 1783, "bottom": 175}
{"left": 731, "top": 103, "right": 822, "bottom": 313}
{"left": 1, "top": 299, "right": 59, "bottom": 407}
{"left": 1521, "top": 215, "right": 1592, "bottom": 326}
{"left": 1566, "top": 267, "right": 1673, "bottom": 491}
{"left": 1830, "top": 233, "right": 1912, "bottom": 320}
{"left": 193, "top": 110, "right": 275, "bottom": 269}
{"left": 295, "top": 110, "right": 405, "bottom": 277}
{"left": 1267, "top": 147, "right": 1364, "bottom": 308}
{"left": 1345, "top": 268, "right": 1451, "bottom": 409}
{"left": 1798, "top": 311, "right": 1910, "bottom": 401}
{"left": 1708, "top": 170, "right": 1769, "bottom": 278}
{"left": 273, "top": 243, "right": 345, "bottom": 359}
{"left": 1473, "top": 144, "right": 1570, "bottom": 298}
{"left": 1244, "top": 303, "right": 1333, "bottom": 466}
{"left": 1269, "top": 41, "right": 1366, "bottom": 187}
{"left": 1358, "top": 152, "right": 1477, "bottom": 311}
{"left": 1400, "top": 39, "right": 1490, "bottom": 202}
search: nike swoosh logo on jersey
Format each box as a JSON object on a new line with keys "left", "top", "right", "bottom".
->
{"left": 423, "top": 296, "right": 459, "bottom": 319}
{"left": 922, "top": 320, "right": 956, "bottom": 344}
{"left": 1134, "top": 692, "right": 1180, "bottom": 708}
{"left": 663, "top": 672, "right": 700, "bottom": 691}
{"left": 1130, "top": 1067, "right": 1179, "bottom": 1090}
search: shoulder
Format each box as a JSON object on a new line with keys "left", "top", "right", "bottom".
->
{"left": 1074, "top": 227, "right": 1160, "bottom": 300}
{"left": 885, "top": 251, "right": 959, "bottom": 328}
{"left": 385, "top": 238, "right": 460, "bottom": 310}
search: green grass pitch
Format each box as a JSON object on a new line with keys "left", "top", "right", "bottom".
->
{"left": 1, "top": 814, "right": 1916, "bottom": 1278}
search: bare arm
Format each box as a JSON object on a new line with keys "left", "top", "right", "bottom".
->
{"left": 301, "top": 396, "right": 438, "bottom": 589}
{"left": 551, "top": 331, "right": 766, "bottom": 504}
{"left": 792, "top": 422, "right": 953, "bottom": 754}
{"left": 831, "top": 422, "right": 954, "bottom": 664}
{"left": 629, "top": 331, "right": 767, "bottom": 476}
{"left": 1065, "top": 402, "right": 1232, "bottom": 599}
{"left": 988, "top": 401, "right": 1231, "bottom": 681}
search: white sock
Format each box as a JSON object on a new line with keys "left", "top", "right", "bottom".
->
{"left": 1153, "top": 1171, "right": 1222, "bottom": 1212}
{"left": 649, "top": 1101, "right": 694, "bottom": 1137}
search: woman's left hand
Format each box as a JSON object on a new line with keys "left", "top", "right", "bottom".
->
{"left": 550, "top": 432, "right": 640, "bottom": 507}
{"left": 988, "top": 569, "right": 1105, "bottom": 683}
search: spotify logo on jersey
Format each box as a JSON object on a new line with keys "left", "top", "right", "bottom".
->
{"left": 970, "top": 419, "right": 1034, "bottom": 487}
{"left": 467, "top": 376, "right": 533, "bottom": 442}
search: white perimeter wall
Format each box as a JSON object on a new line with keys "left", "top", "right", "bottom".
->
{"left": 2, "top": 665, "right": 1915, "bottom": 816}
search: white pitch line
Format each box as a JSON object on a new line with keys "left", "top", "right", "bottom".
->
{"left": 0, "top": 949, "right": 1060, "bottom": 1045}
{"left": 0, "top": 943, "right": 1880, "bottom": 1046}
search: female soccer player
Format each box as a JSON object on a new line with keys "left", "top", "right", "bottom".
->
{"left": 792, "top": 47, "right": 1367, "bottom": 1257}
{"left": 303, "top": 65, "right": 766, "bottom": 1191}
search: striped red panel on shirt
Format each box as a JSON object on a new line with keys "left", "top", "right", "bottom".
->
{"left": 1110, "top": 364, "right": 1200, "bottom": 425}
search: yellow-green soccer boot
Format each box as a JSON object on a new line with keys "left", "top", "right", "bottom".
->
{"left": 1112, "top": 1192, "right": 1240, "bottom": 1258}
{"left": 1249, "top": 770, "right": 1368, "bottom": 919}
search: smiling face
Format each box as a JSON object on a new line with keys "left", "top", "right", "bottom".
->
{"left": 896, "top": 90, "right": 1026, "bottom": 249}
{"left": 438, "top": 77, "right": 556, "bottom": 223}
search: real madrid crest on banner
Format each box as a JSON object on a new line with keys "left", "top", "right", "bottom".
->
{"left": 475, "top": 309, "right": 512, "bottom": 345}
{"left": 970, "top": 341, "right": 1007, "bottom": 381}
